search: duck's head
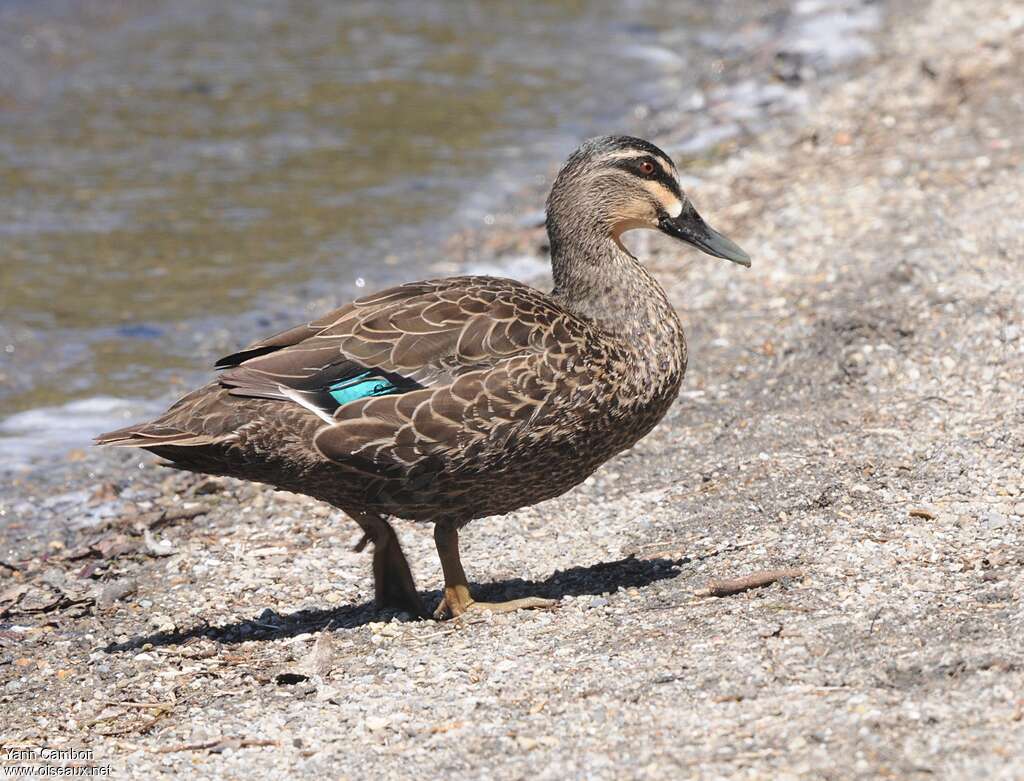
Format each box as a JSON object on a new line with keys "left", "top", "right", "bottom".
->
{"left": 546, "top": 135, "right": 750, "bottom": 267}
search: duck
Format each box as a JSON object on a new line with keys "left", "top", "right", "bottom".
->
{"left": 96, "top": 135, "right": 750, "bottom": 619}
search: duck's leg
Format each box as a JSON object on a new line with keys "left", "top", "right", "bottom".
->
{"left": 350, "top": 512, "right": 427, "bottom": 618}
{"left": 432, "top": 522, "right": 556, "bottom": 619}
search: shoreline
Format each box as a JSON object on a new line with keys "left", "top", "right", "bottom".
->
{"left": 3, "top": 0, "right": 1024, "bottom": 778}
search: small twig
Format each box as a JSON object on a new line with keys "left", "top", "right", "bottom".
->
{"left": 94, "top": 710, "right": 169, "bottom": 737}
{"left": 637, "top": 536, "right": 774, "bottom": 562}
{"left": 868, "top": 607, "right": 885, "bottom": 635}
{"left": 83, "top": 711, "right": 124, "bottom": 728}
{"left": 695, "top": 538, "right": 776, "bottom": 562}
{"left": 101, "top": 700, "right": 175, "bottom": 710}
{"left": 248, "top": 621, "right": 282, "bottom": 631}
{"left": 85, "top": 698, "right": 177, "bottom": 735}
{"left": 155, "top": 738, "right": 278, "bottom": 754}
{"left": 696, "top": 568, "right": 804, "bottom": 598}
{"left": 148, "top": 506, "right": 207, "bottom": 530}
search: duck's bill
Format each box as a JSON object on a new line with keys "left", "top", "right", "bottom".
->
{"left": 658, "top": 205, "right": 751, "bottom": 267}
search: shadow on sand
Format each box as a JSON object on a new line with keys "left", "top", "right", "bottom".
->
{"left": 104, "top": 554, "right": 686, "bottom": 653}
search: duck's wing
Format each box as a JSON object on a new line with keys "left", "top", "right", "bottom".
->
{"left": 216, "top": 276, "right": 599, "bottom": 467}
{"left": 217, "top": 276, "right": 565, "bottom": 406}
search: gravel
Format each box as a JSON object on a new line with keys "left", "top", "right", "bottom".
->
{"left": 2, "top": 0, "right": 1023, "bottom": 778}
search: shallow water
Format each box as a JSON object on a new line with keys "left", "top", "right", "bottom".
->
{"left": 0, "top": 0, "right": 878, "bottom": 468}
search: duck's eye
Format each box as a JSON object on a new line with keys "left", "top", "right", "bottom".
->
{"left": 639, "top": 160, "right": 655, "bottom": 175}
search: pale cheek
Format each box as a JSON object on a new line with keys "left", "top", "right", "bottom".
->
{"left": 665, "top": 199, "right": 683, "bottom": 219}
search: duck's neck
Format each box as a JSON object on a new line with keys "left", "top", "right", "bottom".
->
{"left": 549, "top": 231, "right": 684, "bottom": 358}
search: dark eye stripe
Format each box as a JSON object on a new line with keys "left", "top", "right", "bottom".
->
{"left": 649, "top": 155, "right": 676, "bottom": 180}
{"left": 608, "top": 157, "right": 682, "bottom": 199}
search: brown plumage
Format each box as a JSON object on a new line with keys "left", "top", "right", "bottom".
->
{"left": 97, "top": 135, "right": 750, "bottom": 619}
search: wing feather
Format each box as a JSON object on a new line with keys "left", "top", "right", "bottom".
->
{"left": 205, "top": 276, "right": 602, "bottom": 466}
{"left": 216, "top": 277, "right": 576, "bottom": 402}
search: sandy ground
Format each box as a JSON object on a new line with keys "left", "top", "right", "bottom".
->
{"left": 2, "top": 0, "right": 1023, "bottom": 778}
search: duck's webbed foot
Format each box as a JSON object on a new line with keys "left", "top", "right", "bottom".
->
{"left": 432, "top": 584, "right": 555, "bottom": 620}
{"left": 351, "top": 515, "right": 427, "bottom": 618}
{"left": 431, "top": 523, "right": 556, "bottom": 620}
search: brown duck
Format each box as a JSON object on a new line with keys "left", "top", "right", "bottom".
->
{"left": 97, "top": 135, "right": 750, "bottom": 619}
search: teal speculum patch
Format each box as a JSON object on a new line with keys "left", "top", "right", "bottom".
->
{"left": 327, "top": 373, "right": 399, "bottom": 405}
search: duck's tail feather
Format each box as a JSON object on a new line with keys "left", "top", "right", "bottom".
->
{"left": 95, "top": 381, "right": 236, "bottom": 448}
{"left": 94, "top": 423, "right": 219, "bottom": 448}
